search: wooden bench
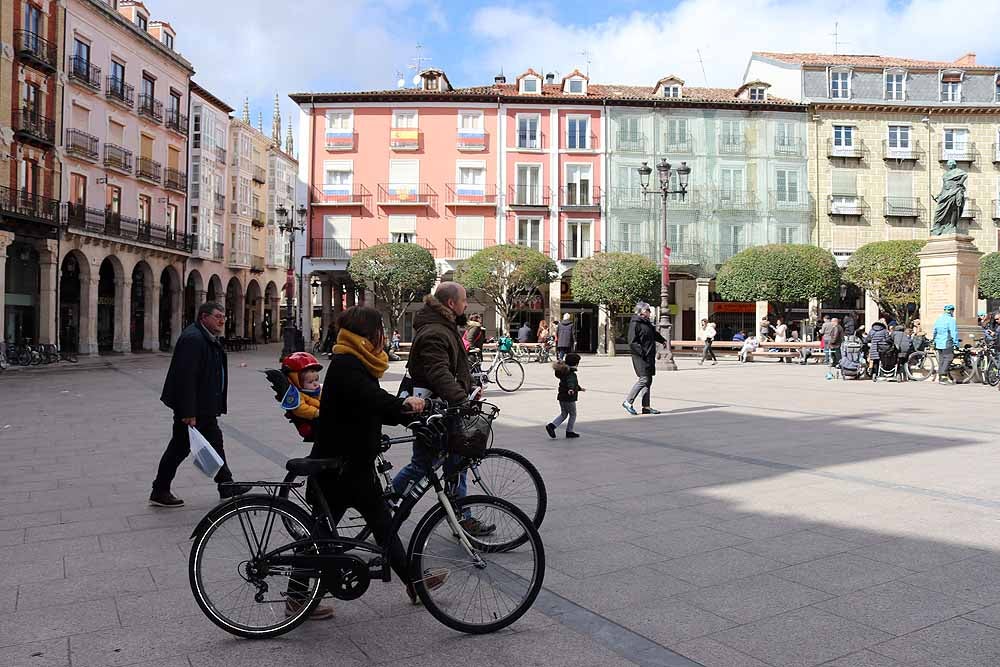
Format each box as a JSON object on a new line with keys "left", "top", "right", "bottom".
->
{"left": 746, "top": 350, "right": 798, "bottom": 361}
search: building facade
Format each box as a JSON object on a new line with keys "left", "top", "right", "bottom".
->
{"left": 1, "top": 0, "right": 63, "bottom": 346}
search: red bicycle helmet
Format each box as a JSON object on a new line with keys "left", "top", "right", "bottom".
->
{"left": 282, "top": 352, "right": 323, "bottom": 374}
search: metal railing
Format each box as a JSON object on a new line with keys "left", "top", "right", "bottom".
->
{"left": 560, "top": 240, "right": 601, "bottom": 260}
{"left": 774, "top": 138, "right": 804, "bottom": 157}
{"left": 12, "top": 107, "right": 56, "bottom": 145}
{"left": 213, "top": 241, "right": 225, "bottom": 260}
{"left": 507, "top": 184, "right": 551, "bottom": 207}
{"left": 606, "top": 187, "right": 651, "bottom": 210}
{"left": 714, "top": 190, "right": 758, "bottom": 212}
{"left": 828, "top": 195, "right": 866, "bottom": 216}
{"left": 883, "top": 197, "right": 921, "bottom": 218}
{"left": 560, "top": 185, "right": 601, "bottom": 209}
{"left": 14, "top": 30, "right": 57, "bottom": 71}
{"left": 309, "top": 237, "right": 367, "bottom": 260}
{"left": 136, "top": 157, "right": 162, "bottom": 183}
{"left": 312, "top": 184, "right": 371, "bottom": 206}
{"left": 615, "top": 132, "right": 647, "bottom": 153}
{"left": 566, "top": 133, "right": 597, "bottom": 151}
{"left": 251, "top": 209, "right": 265, "bottom": 227}
{"left": 229, "top": 250, "right": 251, "bottom": 268}
{"left": 376, "top": 183, "right": 436, "bottom": 205}
{"left": 253, "top": 165, "right": 266, "bottom": 183}
{"left": 768, "top": 190, "right": 812, "bottom": 212}
{"left": 0, "top": 185, "right": 59, "bottom": 226}
{"left": 106, "top": 76, "right": 134, "bottom": 107}
{"left": 137, "top": 94, "right": 163, "bottom": 123}
{"left": 882, "top": 139, "right": 924, "bottom": 161}
{"left": 514, "top": 131, "right": 545, "bottom": 150}
{"left": 661, "top": 135, "right": 694, "bottom": 154}
{"left": 827, "top": 138, "right": 865, "bottom": 159}
{"left": 445, "top": 183, "right": 498, "bottom": 206}
{"left": 376, "top": 237, "right": 437, "bottom": 257}
{"left": 65, "top": 129, "right": 100, "bottom": 161}
{"left": 68, "top": 56, "right": 102, "bottom": 90}
{"left": 938, "top": 141, "right": 978, "bottom": 163}
{"left": 512, "top": 240, "right": 550, "bottom": 255}
{"left": 718, "top": 139, "right": 748, "bottom": 155}
{"left": 444, "top": 238, "right": 495, "bottom": 259}
{"left": 214, "top": 193, "right": 225, "bottom": 213}
{"left": 63, "top": 205, "right": 192, "bottom": 251}
{"left": 718, "top": 243, "right": 750, "bottom": 262}
{"left": 164, "top": 168, "right": 187, "bottom": 192}
{"left": 104, "top": 144, "right": 133, "bottom": 172}
{"left": 165, "top": 109, "right": 188, "bottom": 135}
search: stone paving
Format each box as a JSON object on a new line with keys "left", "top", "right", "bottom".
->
{"left": 3, "top": 347, "right": 1000, "bottom": 665}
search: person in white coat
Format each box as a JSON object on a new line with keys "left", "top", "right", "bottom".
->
{"left": 699, "top": 319, "right": 718, "bottom": 365}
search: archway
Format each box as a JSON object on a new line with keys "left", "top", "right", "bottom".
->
{"left": 245, "top": 279, "right": 262, "bottom": 342}
{"left": 225, "top": 276, "right": 244, "bottom": 337}
{"left": 207, "top": 274, "right": 223, "bottom": 304}
{"left": 264, "top": 281, "right": 279, "bottom": 343}
{"left": 4, "top": 242, "right": 40, "bottom": 344}
{"left": 98, "top": 257, "right": 121, "bottom": 353}
{"left": 131, "top": 261, "right": 154, "bottom": 351}
{"left": 59, "top": 250, "right": 91, "bottom": 354}
{"left": 184, "top": 269, "right": 204, "bottom": 329}
{"left": 159, "top": 266, "right": 182, "bottom": 350}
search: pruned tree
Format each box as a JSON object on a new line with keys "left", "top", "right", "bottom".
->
{"left": 455, "top": 244, "right": 558, "bottom": 330}
{"left": 571, "top": 252, "right": 660, "bottom": 355}
{"left": 348, "top": 242, "right": 437, "bottom": 332}
{"left": 980, "top": 252, "right": 1000, "bottom": 301}
{"left": 844, "top": 239, "right": 926, "bottom": 325}
{"left": 716, "top": 244, "right": 840, "bottom": 320}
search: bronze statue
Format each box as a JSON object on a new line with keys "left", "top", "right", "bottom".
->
{"left": 930, "top": 159, "right": 967, "bottom": 236}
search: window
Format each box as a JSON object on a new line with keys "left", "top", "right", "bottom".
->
{"left": 516, "top": 217, "right": 543, "bottom": 251}
{"left": 664, "top": 118, "right": 688, "bottom": 149}
{"left": 163, "top": 32, "right": 173, "bottom": 49}
{"left": 192, "top": 111, "right": 201, "bottom": 148}
{"left": 567, "top": 115, "right": 589, "bottom": 149}
{"left": 941, "top": 73, "right": 962, "bottom": 102}
{"left": 70, "top": 173, "right": 87, "bottom": 205}
{"left": 749, "top": 87, "right": 765, "bottom": 101}
{"left": 22, "top": 83, "right": 39, "bottom": 113}
{"left": 662, "top": 85, "right": 681, "bottom": 98}
{"left": 141, "top": 74, "right": 154, "bottom": 100}
{"left": 388, "top": 215, "right": 416, "bottom": 244}
{"left": 568, "top": 79, "right": 584, "bottom": 94}
{"left": 520, "top": 77, "right": 539, "bottom": 94}
{"left": 943, "top": 128, "right": 970, "bottom": 157}
{"left": 326, "top": 111, "right": 353, "bottom": 131}
{"left": 996, "top": 75, "right": 1000, "bottom": 102}
{"left": 73, "top": 38, "right": 90, "bottom": 65}
{"left": 323, "top": 214, "right": 351, "bottom": 243}
{"left": 565, "top": 165, "right": 592, "bottom": 205}
{"left": 138, "top": 194, "right": 151, "bottom": 223}
{"left": 191, "top": 162, "right": 200, "bottom": 199}
{"left": 392, "top": 110, "right": 417, "bottom": 128}
{"left": 832, "top": 125, "right": 855, "bottom": 155}
{"left": 169, "top": 91, "right": 180, "bottom": 116}
{"left": 831, "top": 169, "right": 860, "bottom": 214}
{"left": 458, "top": 111, "right": 483, "bottom": 130}
{"left": 425, "top": 76, "right": 439, "bottom": 91}
{"left": 25, "top": 4, "right": 41, "bottom": 33}
{"left": 830, "top": 70, "right": 850, "bottom": 98}
{"left": 110, "top": 59, "right": 125, "bottom": 93}
{"left": 167, "top": 204, "right": 178, "bottom": 232}
{"left": 885, "top": 71, "right": 905, "bottom": 100}
{"left": 323, "top": 161, "right": 353, "bottom": 192}
{"left": 517, "top": 114, "right": 540, "bottom": 149}
{"left": 775, "top": 170, "right": 799, "bottom": 204}
{"left": 722, "top": 225, "right": 746, "bottom": 258}
{"left": 777, "top": 227, "right": 798, "bottom": 244}
{"left": 720, "top": 120, "right": 742, "bottom": 149}
{"left": 776, "top": 122, "right": 794, "bottom": 149}
{"left": 566, "top": 221, "right": 592, "bottom": 258}
{"left": 457, "top": 163, "right": 485, "bottom": 190}
{"left": 136, "top": 13, "right": 148, "bottom": 31}
{"left": 720, "top": 168, "right": 745, "bottom": 198}
{"left": 666, "top": 223, "right": 689, "bottom": 249}
{"left": 106, "top": 185, "right": 121, "bottom": 213}
{"left": 887, "top": 125, "right": 910, "bottom": 149}
{"left": 514, "top": 164, "right": 541, "bottom": 204}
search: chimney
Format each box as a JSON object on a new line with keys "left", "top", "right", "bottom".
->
{"left": 494, "top": 72, "right": 506, "bottom": 84}
{"left": 545, "top": 72, "right": 556, "bottom": 84}
{"left": 954, "top": 52, "right": 976, "bottom": 66}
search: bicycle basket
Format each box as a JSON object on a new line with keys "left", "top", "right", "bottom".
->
{"left": 445, "top": 402, "right": 500, "bottom": 459}
{"left": 497, "top": 337, "right": 514, "bottom": 353}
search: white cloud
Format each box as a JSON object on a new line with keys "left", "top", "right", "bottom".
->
{"left": 467, "top": 0, "right": 1000, "bottom": 88}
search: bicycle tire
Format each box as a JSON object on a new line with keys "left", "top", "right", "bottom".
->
{"left": 189, "top": 495, "right": 324, "bottom": 639}
{"left": 987, "top": 358, "right": 1000, "bottom": 387}
{"left": 408, "top": 495, "right": 544, "bottom": 634}
{"left": 29, "top": 349, "right": 42, "bottom": 366}
{"left": 469, "top": 448, "right": 546, "bottom": 533}
{"left": 493, "top": 358, "right": 524, "bottom": 392}
{"left": 0, "top": 352, "right": 6, "bottom": 371}
{"left": 906, "top": 350, "right": 934, "bottom": 381}
{"left": 954, "top": 354, "right": 976, "bottom": 384}
{"left": 16, "top": 349, "right": 31, "bottom": 366}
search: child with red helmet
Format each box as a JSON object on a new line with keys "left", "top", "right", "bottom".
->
{"left": 279, "top": 352, "right": 324, "bottom": 441}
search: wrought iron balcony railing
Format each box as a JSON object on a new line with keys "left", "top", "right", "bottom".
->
{"left": 444, "top": 184, "right": 497, "bottom": 206}
{"left": 106, "top": 76, "right": 134, "bottom": 108}
{"left": 445, "top": 238, "right": 496, "bottom": 259}
{"left": 63, "top": 205, "right": 191, "bottom": 252}
{"left": 507, "top": 184, "right": 551, "bottom": 208}
{"left": 68, "top": 56, "right": 102, "bottom": 91}
{"left": 251, "top": 209, "right": 265, "bottom": 227}
{"left": 251, "top": 255, "right": 265, "bottom": 273}
{"left": 828, "top": 195, "right": 866, "bottom": 216}
{"left": 512, "top": 240, "right": 551, "bottom": 256}
{"left": 718, "top": 139, "right": 749, "bottom": 155}
{"left": 12, "top": 107, "right": 56, "bottom": 146}
{"left": 714, "top": 190, "right": 758, "bottom": 212}
{"left": 136, "top": 157, "right": 162, "bottom": 183}
{"left": 214, "top": 193, "right": 225, "bottom": 213}
{"left": 560, "top": 185, "right": 601, "bottom": 209}
{"left": 229, "top": 250, "right": 250, "bottom": 268}
{"left": 376, "top": 237, "right": 437, "bottom": 257}
{"left": 768, "top": 191, "right": 812, "bottom": 212}
{"left": 14, "top": 30, "right": 57, "bottom": 72}
{"left": 615, "top": 132, "right": 647, "bottom": 153}
{"left": 827, "top": 138, "right": 865, "bottom": 159}
{"left": 104, "top": 144, "right": 133, "bottom": 173}
{"left": 560, "top": 240, "right": 601, "bottom": 260}
{"left": 514, "top": 131, "right": 546, "bottom": 151}
{"left": 215, "top": 146, "right": 227, "bottom": 164}
{"left": 662, "top": 136, "right": 694, "bottom": 154}
{"left": 165, "top": 110, "right": 188, "bottom": 135}
{"left": 164, "top": 168, "right": 187, "bottom": 192}
{"left": 883, "top": 196, "right": 921, "bottom": 218}
{"left": 774, "top": 138, "right": 804, "bottom": 157}
{"left": 312, "top": 184, "right": 371, "bottom": 207}
{"left": 65, "top": 129, "right": 100, "bottom": 161}
{"left": 938, "top": 141, "right": 978, "bottom": 163}
{"left": 137, "top": 94, "right": 163, "bottom": 123}
{"left": 309, "top": 237, "right": 367, "bottom": 260}
{"left": 376, "top": 183, "right": 436, "bottom": 206}
{"left": 882, "top": 139, "right": 924, "bottom": 161}
{"left": 0, "top": 185, "right": 59, "bottom": 227}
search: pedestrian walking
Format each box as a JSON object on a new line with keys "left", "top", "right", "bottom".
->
{"left": 819, "top": 315, "right": 833, "bottom": 365}
{"left": 891, "top": 324, "right": 912, "bottom": 381}
{"left": 150, "top": 302, "right": 250, "bottom": 507}
{"left": 622, "top": 301, "right": 666, "bottom": 415}
{"left": 773, "top": 318, "right": 788, "bottom": 363}
{"left": 556, "top": 313, "right": 575, "bottom": 361}
{"left": 545, "top": 353, "right": 584, "bottom": 439}
{"left": 699, "top": 318, "right": 717, "bottom": 365}
{"left": 261, "top": 315, "right": 272, "bottom": 343}
{"left": 932, "top": 304, "right": 959, "bottom": 384}
{"left": 843, "top": 312, "right": 856, "bottom": 337}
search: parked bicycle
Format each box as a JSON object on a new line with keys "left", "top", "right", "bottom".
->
{"left": 469, "top": 346, "right": 525, "bottom": 392}
{"left": 906, "top": 344, "right": 977, "bottom": 383}
{"left": 188, "top": 401, "right": 545, "bottom": 639}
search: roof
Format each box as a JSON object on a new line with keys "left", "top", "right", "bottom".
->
{"left": 561, "top": 69, "right": 589, "bottom": 82}
{"left": 190, "top": 81, "right": 234, "bottom": 113}
{"left": 753, "top": 51, "right": 997, "bottom": 70}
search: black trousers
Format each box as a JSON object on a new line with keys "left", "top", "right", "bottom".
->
{"left": 937, "top": 347, "right": 954, "bottom": 379}
{"left": 701, "top": 338, "right": 717, "bottom": 363}
{"left": 152, "top": 416, "right": 233, "bottom": 493}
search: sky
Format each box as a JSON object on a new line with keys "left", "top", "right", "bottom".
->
{"left": 150, "top": 0, "right": 1000, "bottom": 150}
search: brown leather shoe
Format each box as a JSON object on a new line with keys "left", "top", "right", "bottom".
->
{"left": 407, "top": 567, "right": 450, "bottom": 605}
{"left": 285, "top": 599, "right": 334, "bottom": 620}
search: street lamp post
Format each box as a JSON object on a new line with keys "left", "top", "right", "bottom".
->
{"left": 638, "top": 159, "right": 691, "bottom": 371}
{"left": 276, "top": 202, "right": 308, "bottom": 360}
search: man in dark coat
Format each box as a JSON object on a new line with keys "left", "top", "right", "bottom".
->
{"left": 151, "top": 302, "right": 249, "bottom": 507}
{"left": 843, "top": 313, "right": 856, "bottom": 337}
{"left": 556, "top": 313, "right": 575, "bottom": 361}
{"left": 517, "top": 322, "right": 532, "bottom": 344}
{"left": 622, "top": 301, "right": 667, "bottom": 415}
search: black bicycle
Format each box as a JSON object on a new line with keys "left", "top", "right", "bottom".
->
{"left": 188, "top": 403, "right": 545, "bottom": 638}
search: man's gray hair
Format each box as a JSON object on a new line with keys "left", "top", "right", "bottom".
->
{"left": 634, "top": 301, "right": 651, "bottom": 315}
{"left": 198, "top": 302, "right": 224, "bottom": 319}
{"left": 435, "top": 281, "right": 465, "bottom": 306}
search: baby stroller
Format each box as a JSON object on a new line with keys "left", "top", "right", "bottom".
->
{"left": 839, "top": 336, "right": 868, "bottom": 380}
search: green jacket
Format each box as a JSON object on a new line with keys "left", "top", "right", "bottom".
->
{"left": 406, "top": 295, "right": 473, "bottom": 404}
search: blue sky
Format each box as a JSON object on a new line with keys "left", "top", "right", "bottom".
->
{"left": 148, "top": 0, "right": 1000, "bottom": 148}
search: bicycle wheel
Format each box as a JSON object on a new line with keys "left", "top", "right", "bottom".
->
{"left": 986, "top": 357, "right": 1000, "bottom": 387}
{"left": 493, "top": 358, "right": 524, "bottom": 392}
{"left": 408, "top": 495, "right": 544, "bottom": 634}
{"left": 468, "top": 448, "right": 546, "bottom": 534}
{"left": 0, "top": 352, "right": 7, "bottom": 371}
{"left": 953, "top": 354, "right": 977, "bottom": 384}
{"left": 189, "top": 495, "right": 323, "bottom": 639}
{"left": 16, "top": 348, "right": 31, "bottom": 366}
{"left": 276, "top": 471, "right": 373, "bottom": 543}
{"left": 906, "top": 350, "right": 934, "bottom": 381}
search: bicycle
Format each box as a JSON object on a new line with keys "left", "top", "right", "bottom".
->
{"left": 469, "top": 347, "right": 524, "bottom": 392}
{"left": 40, "top": 344, "right": 78, "bottom": 364}
{"left": 906, "top": 345, "right": 976, "bottom": 383}
{"left": 188, "top": 402, "right": 545, "bottom": 639}
{"left": 0, "top": 346, "right": 6, "bottom": 371}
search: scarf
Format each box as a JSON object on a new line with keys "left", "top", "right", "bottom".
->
{"left": 333, "top": 328, "right": 389, "bottom": 378}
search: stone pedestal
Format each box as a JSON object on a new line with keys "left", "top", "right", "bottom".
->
{"left": 917, "top": 234, "right": 982, "bottom": 340}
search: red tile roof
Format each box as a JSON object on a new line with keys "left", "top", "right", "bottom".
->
{"left": 754, "top": 51, "right": 997, "bottom": 70}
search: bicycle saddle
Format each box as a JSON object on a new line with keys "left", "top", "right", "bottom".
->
{"left": 285, "top": 457, "right": 344, "bottom": 476}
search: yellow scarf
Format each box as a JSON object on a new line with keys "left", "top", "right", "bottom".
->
{"left": 333, "top": 329, "right": 389, "bottom": 378}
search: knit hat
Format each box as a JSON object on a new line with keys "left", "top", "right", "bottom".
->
{"left": 565, "top": 353, "right": 581, "bottom": 367}
{"left": 562, "top": 313, "right": 571, "bottom": 321}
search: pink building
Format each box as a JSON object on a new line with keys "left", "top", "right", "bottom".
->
{"left": 293, "top": 68, "right": 606, "bottom": 348}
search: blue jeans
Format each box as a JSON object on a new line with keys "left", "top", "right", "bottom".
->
{"left": 391, "top": 443, "right": 470, "bottom": 518}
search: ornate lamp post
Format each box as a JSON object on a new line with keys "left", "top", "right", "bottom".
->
{"left": 638, "top": 159, "right": 691, "bottom": 371}
{"left": 275, "top": 202, "right": 308, "bottom": 360}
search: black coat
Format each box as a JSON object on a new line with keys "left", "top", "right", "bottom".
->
{"left": 865, "top": 323, "right": 891, "bottom": 360}
{"left": 627, "top": 315, "right": 666, "bottom": 377}
{"left": 556, "top": 322, "right": 575, "bottom": 349}
{"left": 160, "top": 322, "right": 228, "bottom": 418}
{"left": 310, "top": 353, "right": 410, "bottom": 467}
{"left": 554, "top": 363, "right": 583, "bottom": 402}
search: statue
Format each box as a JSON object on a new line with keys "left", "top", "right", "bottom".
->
{"left": 930, "top": 159, "right": 967, "bottom": 236}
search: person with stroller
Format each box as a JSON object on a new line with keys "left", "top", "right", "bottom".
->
{"left": 891, "top": 324, "right": 912, "bottom": 381}
{"left": 865, "top": 319, "right": 892, "bottom": 382}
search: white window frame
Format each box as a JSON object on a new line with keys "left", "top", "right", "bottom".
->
{"left": 566, "top": 114, "right": 590, "bottom": 150}
{"left": 565, "top": 78, "right": 586, "bottom": 95}
{"left": 887, "top": 125, "right": 912, "bottom": 158}
{"left": 514, "top": 163, "right": 542, "bottom": 205}
{"left": 391, "top": 109, "right": 418, "bottom": 128}
{"left": 515, "top": 216, "right": 543, "bottom": 251}
{"left": 832, "top": 125, "right": 855, "bottom": 156}
{"left": 564, "top": 163, "right": 593, "bottom": 205}
{"left": 777, "top": 226, "right": 799, "bottom": 244}
{"left": 457, "top": 110, "right": 484, "bottom": 130}
{"left": 943, "top": 127, "right": 970, "bottom": 158}
{"left": 322, "top": 160, "right": 353, "bottom": 192}
{"left": 326, "top": 110, "right": 353, "bottom": 131}
{"left": 830, "top": 68, "right": 851, "bottom": 99}
{"left": 749, "top": 87, "right": 766, "bottom": 101}
{"left": 565, "top": 219, "right": 593, "bottom": 258}
{"left": 940, "top": 71, "right": 963, "bottom": 103}
{"left": 455, "top": 160, "right": 486, "bottom": 194}
{"left": 774, "top": 169, "right": 800, "bottom": 205}
{"left": 719, "top": 166, "right": 745, "bottom": 199}
{"left": 515, "top": 113, "right": 541, "bottom": 150}
{"left": 519, "top": 76, "right": 541, "bottom": 94}
{"left": 884, "top": 69, "right": 906, "bottom": 101}
{"left": 662, "top": 85, "right": 682, "bottom": 99}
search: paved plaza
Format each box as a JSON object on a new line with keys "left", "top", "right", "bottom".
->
{"left": 4, "top": 348, "right": 1000, "bottom": 666}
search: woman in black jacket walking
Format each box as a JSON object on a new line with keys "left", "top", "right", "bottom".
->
{"left": 622, "top": 301, "right": 666, "bottom": 415}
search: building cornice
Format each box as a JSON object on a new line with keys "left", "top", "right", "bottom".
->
{"left": 811, "top": 101, "right": 1000, "bottom": 114}
{"left": 84, "top": 0, "right": 194, "bottom": 74}
{"left": 190, "top": 81, "right": 234, "bottom": 113}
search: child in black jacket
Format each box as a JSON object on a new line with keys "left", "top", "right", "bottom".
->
{"left": 545, "top": 353, "right": 584, "bottom": 439}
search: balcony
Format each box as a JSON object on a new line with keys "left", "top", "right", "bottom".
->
{"left": 164, "top": 168, "right": 187, "bottom": 193}
{"left": 251, "top": 256, "right": 265, "bottom": 273}
{"left": 514, "top": 132, "right": 546, "bottom": 151}
{"left": 213, "top": 241, "right": 225, "bottom": 260}
{"left": 768, "top": 191, "right": 812, "bottom": 213}
{"left": 389, "top": 128, "right": 421, "bottom": 151}
{"left": 325, "top": 131, "right": 356, "bottom": 151}
{"left": 0, "top": 186, "right": 59, "bottom": 228}
{"left": 961, "top": 199, "right": 978, "bottom": 220}
{"left": 883, "top": 197, "right": 922, "bottom": 218}
{"left": 663, "top": 136, "right": 694, "bottom": 154}
{"left": 993, "top": 200, "right": 1000, "bottom": 221}
{"left": 376, "top": 237, "right": 437, "bottom": 257}
{"left": 65, "top": 129, "right": 100, "bottom": 162}
{"left": 63, "top": 206, "right": 192, "bottom": 252}
{"left": 718, "top": 139, "right": 748, "bottom": 155}
{"left": 457, "top": 130, "right": 487, "bottom": 151}
{"left": 606, "top": 187, "right": 652, "bottom": 210}
{"left": 827, "top": 138, "right": 865, "bottom": 159}
{"left": 136, "top": 157, "right": 162, "bottom": 184}
{"left": 605, "top": 240, "right": 656, "bottom": 259}
{"left": 513, "top": 240, "right": 551, "bottom": 256}
{"left": 215, "top": 146, "right": 227, "bottom": 164}
{"left": 376, "top": 183, "right": 436, "bottom": 206}
{"left": 560, "top": 240, "right": 601, "bottom": 260}
{"left": 774, "top": 138, "right": 804, "bottom": 157}
{"left": 445, "top": 238, "right": 495, "bottom": 259}
{"left": 828, "top": 195, "right": 866, "bottom": 217}
{"left": 882, "top": 139, "right": 924, "bottom": 162}
{"left": 616, "top": 132, "right": 647, "bottom": 153}
{"left": 560, "top": 186, "right": 601, "bottom": 210}
{"left": 104, "top": 144, "right": 133, "bottom": 173}
{"left": 106, "top": 76, "right": 134, "bottom": 108}
{"left": 938, "top": 141, "right": 978, "bottom": 164}
{"left": 137, "top": 95, "right": 163, "bottom": 123}
{"left": 229, "top": 250, "right": 250, "bottom": 268}
{"left": 67, "top": 56, "right": 102, "bottom": 92}
{"left": 14, "top": 30, "right": 57, "bottom": 73}
{"left": 214, "top": 193, "right": 225, "bottom": 213}
{"left": 445, "top": 184, "right": 497, "bottom": 207}
{"left": 714, "top": 190, "right": 759, "bottom": 212}
{"left": 313, "top": 184, "right": 371, "bottom": 207}
{"left": 253, "top": 165, "right": 266, "bottom": 184}
{"left": 507, "top": 184, "right": 551, "bottom": 208}
{"left": 12, "top": 108, "right": 56, "bottom": 148}
{"left": 310, "top": 237, "right": 367, "bottom": 260}
{"left": 251, "top": 209, "right": 265, "bottom": 227}
{"left": 670, "top": 243, "right": 707, "bottom": 265}
{"left": 718, "top": 243, "right": 750, "bottom": 262}
{"left": 165, "top": 110, "right": 189, "bottom": 136}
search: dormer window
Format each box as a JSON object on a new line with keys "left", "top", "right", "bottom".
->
{"left": 885, "top": 69, "right": 906, "bottom": 101}
{"left": 654, "top": 76, "right": 684, "bottom": 99}
{"left": 995, "top": 74, "right": 1000, "bottom": 102}
{"left": 830, "top": 68, "right": 851, "bottom": 99}
{"left": 663, "top": 86, "right": 682, "bottom": 98}
{"left": 162, "top": 32, "right": 173, "bottom": 49}
{"left": 749, "top": 87, "right": 766, "bottom": 101}
{"left": 425, "top": 77, "right": 439, "bottom": 91}
{"left": 521, "top": 77, "right": 540, "bottom": 94}
{"left": 568, "top": 79, "right": 584, "bottom": 94}
{"left": 561, "top": 70, "right": 589, "bottom": 95}
{"left": 135, "top": 12, "right": 148, "bottom": 31}
{"left": 941, "top": 71, "right": 963, "bottom": 102}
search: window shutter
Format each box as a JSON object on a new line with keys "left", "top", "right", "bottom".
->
{"left": 832, "top": 169, "right": 857, "bottom": 195}
{"left": 388, "top": 215, "right": 417, "bottom": 234}
{"left": 886, "top": 172, "right": 912, "bottom": 198}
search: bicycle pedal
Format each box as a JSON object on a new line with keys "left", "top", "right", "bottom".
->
{"left": 376, "top": 461, "right": 393, "bottom": 474}
{"left": 368, "top": 557, "right": 391, "bottom": 582}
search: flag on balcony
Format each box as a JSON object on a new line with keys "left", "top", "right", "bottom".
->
{"left": 456, "top": 185, "right": 485, "bottom": 202}
{"left": 322, "top": 184, "right": 352, "bottom": 203}
{"left": 457, "top": 129, "right": 486, "bottom": 149}
{"left": 325, "top": 131, "right": 353, "bottom": 150}
{"left": 388, "top": 185, "right": 416, "bottom": 201}
{"left": 390, "top": 128, "right": 419, "bottom": 149}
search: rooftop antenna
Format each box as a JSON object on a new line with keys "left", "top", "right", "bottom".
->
{"left": 696, "top": 48, "right": 708, "bottom": 85}
{"left": 395, "top": 70, "right": 406, "bottom": 89}
{"left": 579, "top": 49, "right": 593, "bottom": 77}
{"left": 830, "top": 22, "right": 849, "bottom": 54}
{"left": 408, "top": 43, "right": 431, "bottom": 76}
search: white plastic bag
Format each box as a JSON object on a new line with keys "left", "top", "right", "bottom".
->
{"left": 189, "top": 426, "right": 224, "bottom": 478}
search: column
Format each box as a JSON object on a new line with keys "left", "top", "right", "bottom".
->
{"left": 547, "top": 279, "right": 561, "bottom": 331}
{"left": 695, "top": 278, "right": 711, "bottom": 334}
{"left": 270, "top": 297, "right": 281, "bottom": 341}
{"left": 864, "top": 290, "right": 879, "bottom": 328}
{"left": 114, "top": 279, "right": 132, "bottom": 353}
{"left": 320, "top": 277, "right": 333, "bottom": 333}
{"left": 755, "top": 300, "right": 769, "bottom": 330}
{"left": 0, "top": 231, "right": 12, "bottom": 341}
{"left": 146, "top": 279, "right": 160, "bottom": 351}
{"left": 195, "top": 289, "right": 208, "bottom": 307}
{"left": 356, "top": 285, "right": 365, "bottom": 306}
{"left": 233, "top": 289, "right": 245, "bottom": 337}
{"left": 808, "top": 297, "right": 821, "bottom": 322}
{"left": 82, "top": 276, "right": 100, "bottom": 355}
{"left": 345, "top": 282, "right": 355, "bottom": 308}
{"left": 674, "top": 279, "right": 690, "bottom": 340}
{"left": 170, "top": 284, "right": 183, "bottom": 348}
{"left": 597, "top": 305, "right": 610, "bottom": 356}
{"left": 36, "top": 242, "right": 58, "bottom": 345}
